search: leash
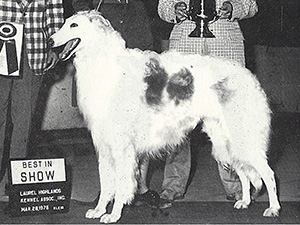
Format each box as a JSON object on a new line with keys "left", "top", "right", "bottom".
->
{"left": 96, "top": 0, "right": 125, "bottom": 11}
{"left": 96, "top": 0, "right": 104, "bottom": 11}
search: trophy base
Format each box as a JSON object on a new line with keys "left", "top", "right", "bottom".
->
{"left": 188, "top": 26, "right": 215, "bottom": 38}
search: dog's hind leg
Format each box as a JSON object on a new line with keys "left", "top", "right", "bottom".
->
{"left": 86, "top": 144, "right": 115, "bottom": 220}
{"left": 202, "top": 118, "right": 253, "bottom": 209}
{"left": 252, "top": 160, "right": 281, "bottom": 217}
{"left": 100, "top": 142, "right": 138, "bottom": 223}
{"left": 202, "top": 118, "right": 231, "bottom": 165}
{"left": 234, "top": 170, "right": 251, "bottom": 209}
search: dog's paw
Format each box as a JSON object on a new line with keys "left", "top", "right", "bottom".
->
{"left": 234, "top": 200, "right": 249, "bottom": 209}
{"left": 263, "top": 207, "right": 280, "bottom": 217}
{"left": 100, "top": 213, "right": 121, "bottom": 224}
{"left": 85, "top": 208, "right": 104, "bottom": 219}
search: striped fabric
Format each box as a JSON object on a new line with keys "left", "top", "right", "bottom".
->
{"left": 0, "top": 0, "right": 64, "bottom": 75}
{"left": 158, "top": 0, "right": 258, "bottom": 66}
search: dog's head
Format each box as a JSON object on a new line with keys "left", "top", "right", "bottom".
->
{"left": 50, "top": 10, "right": 114, "bottom": 61}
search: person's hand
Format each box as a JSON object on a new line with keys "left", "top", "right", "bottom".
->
{"left": 45, "top": 49, "right": 59, "bottom": 71}
{"left": 218, "top": 1, "right": 233, "bottom": 19}
{"left": 174, "top": 2, "right": 188, "bottom": 22}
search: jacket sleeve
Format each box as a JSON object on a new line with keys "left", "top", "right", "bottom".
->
{"left": 227, "top": 0, "right": 258, "bottom": 21}
{"left": 158, "top": 0, "right": 189, "bottom": 23}
{"left": 46, "top": 0, "right": 64, "bottom": 37}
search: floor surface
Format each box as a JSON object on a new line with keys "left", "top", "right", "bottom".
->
{"left": 0, "top": 201, "right": 299, "bottom": 224}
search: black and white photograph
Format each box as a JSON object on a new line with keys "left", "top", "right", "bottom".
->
{"left": 0, "top": 0, "right": 299, "bottom": 224}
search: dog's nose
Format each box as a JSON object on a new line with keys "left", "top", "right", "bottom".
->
{"left": 48, "top": 38, "right": 54, "bottom": 48}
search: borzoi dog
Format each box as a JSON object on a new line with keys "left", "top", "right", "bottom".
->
{"left": 50, "top": 10, "right": 280, "bottom": 223}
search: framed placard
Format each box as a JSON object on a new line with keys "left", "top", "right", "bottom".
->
{"left": 8, "top": 158, "right": 71, "bottom": 216}
{"left": 0, "top": 21, "right": 24, "bottom": 77}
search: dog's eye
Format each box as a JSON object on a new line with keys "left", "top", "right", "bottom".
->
{"left": 70, "top": 23, "right": 78, "bottom": 28}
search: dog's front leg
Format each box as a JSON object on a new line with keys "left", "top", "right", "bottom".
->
{"left": 100, "top": 142, "right": 138, "bottom": 223}
{"left": 85, "top": 161, "right": 114, "bottom": 220}
{"left": 86, "top": 143, "right": 115, "bottom": 221}
{"left": 100, "top": 201, "right": 123, "bottom": 223}
{"left": 233, "top": 170, "right": 251, "bottom": 209}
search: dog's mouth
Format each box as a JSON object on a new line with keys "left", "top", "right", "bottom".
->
{"left": 59, "top": 38, "right": 81, "bottom": 61}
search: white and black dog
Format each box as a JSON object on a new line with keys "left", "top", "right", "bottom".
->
{"left": 50, "top": 10, "right": 280, "bottom": 223}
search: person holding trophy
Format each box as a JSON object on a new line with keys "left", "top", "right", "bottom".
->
{"left": 149, "top": 0, "right": 258, "bottom": 208}
{"left": 0, "top": 0, "right": 64, "bottom": 201}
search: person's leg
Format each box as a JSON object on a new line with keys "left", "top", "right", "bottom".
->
{"left": 9, "top": 54, "right": 43, "bottom": 159}
{"left": 137, "top": 157, "right": 149, "bottom": 195}
{"left": 134, "top": 157, "right": 160, "bottom": 208}
{"left": 0, "top": 51, "right": 43, "bottom": 202}
{"left": 218, "top": 163, "right": 242, "bottom": 201}
{"left": 0, "top": 77, "right": 12, "bottom": 171}
{"left": 160, "top": 138, "right": 191, "bottom": 207}
{"left": 0, "top": 77, "right": 13, "bottom": 200}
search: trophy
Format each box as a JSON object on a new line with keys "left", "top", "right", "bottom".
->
{"left": 188, "top": 0, "right": 216, "bottom": 38}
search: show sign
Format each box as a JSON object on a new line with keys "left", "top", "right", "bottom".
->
{"left": 8, "top": 158, "right": 71, "bottom": 216}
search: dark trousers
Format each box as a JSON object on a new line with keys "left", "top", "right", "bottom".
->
{"left": 0, "top": 51, "right": 43, "bottom": 183}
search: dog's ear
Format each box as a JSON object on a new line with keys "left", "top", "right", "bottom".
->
{"left": 87, "top": 10, "right": 112, "bottom": 28}
{"left": 99, "top": 17, "right": 112, "bottom": 27}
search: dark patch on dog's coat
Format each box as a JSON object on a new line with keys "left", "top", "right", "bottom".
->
{"left": 144, "top": 58, "right": 168, "bottom": 106}
{"left": 212, "top": 78, "right": 235, "bottom": 104}
{"left": 167, "top": 68, "right": 194, "bottom": 105}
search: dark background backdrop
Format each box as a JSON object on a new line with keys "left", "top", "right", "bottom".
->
{"left": 62, "top": 0, "right": 300, "bottom": 48}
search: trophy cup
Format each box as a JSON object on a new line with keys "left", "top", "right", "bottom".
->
{"left": 188, "top": 0, "right": 216, "bottom": 38}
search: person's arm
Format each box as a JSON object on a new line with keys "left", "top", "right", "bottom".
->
{"left": 157, "top": 0, "right": 189, "bottom": 23}
{"left": 46, "top": 0, "right": 64, "bottom": 37}
{"left": 45, "top": 0, "right": 64, "bottom": 71}
{"left": 225, "top": 0, "right": 258, "bottom": 21}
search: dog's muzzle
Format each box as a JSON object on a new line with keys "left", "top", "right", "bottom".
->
{"left": 50, "top": 38, "right": 81, "bottom": 61}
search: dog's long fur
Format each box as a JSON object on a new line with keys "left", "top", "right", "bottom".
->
{"left": 51, "top": 11, "right": 280, "bottom": 223}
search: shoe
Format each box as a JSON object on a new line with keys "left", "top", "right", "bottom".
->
{"left": 173, "top": 193, "right": 184, "bottom": 200}
{"left": 0, "top": 184, "right": 9, "bottom": 202}
{"left": 226, "top": 192, "right": 256, "bottom": 202}
{"left": 0, "top": 194, "right": 9, "bottom": 202}
{"left": 134, "top": 190, "right": 160, "bottom": 208}
{"left": 159, "top": 198, "right": 173, "bottom": 209}
{"left": 226, "top": 194, "right": 235, "bottom": 201}
{"left": 159, "top": 194, "right": 184, "bottom": 209}
{"left": 226, "top": 192, "right": 242, "bottom": 201}
{"left": 160, "top": 189, "right": 184, "bottom": 200}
